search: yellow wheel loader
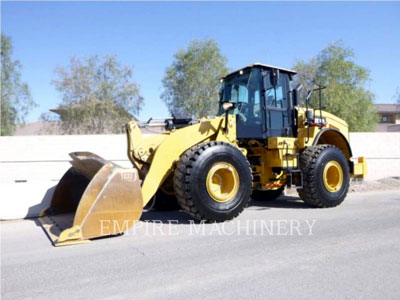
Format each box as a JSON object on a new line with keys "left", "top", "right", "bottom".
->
{"left": 39, "top": 63, "right": 367, "bottom": 246}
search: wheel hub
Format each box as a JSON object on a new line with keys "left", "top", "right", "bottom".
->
{"left": 323, "top": 160, "right": 343, "bottom": 192}
{"left": 206, "top": 162, "right": 240, "bottom": 203}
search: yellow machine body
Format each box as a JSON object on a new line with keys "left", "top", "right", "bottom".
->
{"left": 39, "top": 110, "right": 366, "bottom": 246}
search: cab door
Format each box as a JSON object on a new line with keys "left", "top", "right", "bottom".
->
{"left": 263, "top": 71, "right": 293, "bottom": 137}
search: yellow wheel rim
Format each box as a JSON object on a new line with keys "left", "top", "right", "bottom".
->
{"left": 206, "top": 162, "right": 240, "bottom": 203}
{"left": 323, "top": 160, "right": 343, "bottom": 192}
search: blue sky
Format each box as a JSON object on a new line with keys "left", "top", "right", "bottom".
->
{"left": 2, "top": 1, "right": 400, "bottom": 122}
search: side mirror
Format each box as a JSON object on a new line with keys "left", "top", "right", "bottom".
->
{"left": 222, "top": 101, "right": 235, "bottom": 112}
{"left": 293, "top": 84, "right": 303, "bottom": 106}
{"left": 222, "top": 101, "right": 235, "bottom": 132}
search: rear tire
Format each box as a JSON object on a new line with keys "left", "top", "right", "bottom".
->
{"left": 174, "top": 141, "right": 252, "bottom": 222}
{"left": 252, "top": 186, "right": 284, "bottom": 201}
{"left": 298, "top": 145, "right": 349, "bottom": 208}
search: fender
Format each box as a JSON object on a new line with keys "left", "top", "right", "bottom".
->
{"left": 312, "top": 128, "right": 353, "bottom": 159}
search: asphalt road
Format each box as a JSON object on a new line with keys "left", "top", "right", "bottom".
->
{"left": 2, "top": 190, "right": 400, "bottom": 300}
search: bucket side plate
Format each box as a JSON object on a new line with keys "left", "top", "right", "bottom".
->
{"left": 72, "top": 164, "right": 143, "bottom": 240}
{"left": 38, "top": 213, "right": 90, "bottom": 246}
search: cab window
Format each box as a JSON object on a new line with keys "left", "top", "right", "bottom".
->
{"left": 265, "top": 73, "right": 289, "bottom": 109}
{"left": 219, "top": 68, "right": 262, "bottom": 124}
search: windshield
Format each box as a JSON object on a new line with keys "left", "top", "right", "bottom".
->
{"left": 218, "top": 68, "right": 262, "bottom": 124}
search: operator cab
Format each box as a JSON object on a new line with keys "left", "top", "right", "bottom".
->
{"left": 219, "top": 63, "right": 297, "bottom": 139}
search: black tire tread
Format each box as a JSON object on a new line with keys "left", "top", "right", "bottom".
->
{"left": 298, "top": 144, "right": 349, "bottom": 208}
{"left": 173, "top": 141, "right": 252, "bottom": 222}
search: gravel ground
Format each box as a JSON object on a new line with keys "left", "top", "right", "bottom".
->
{"left": 284, "top": 176, "right": 400, "bottom": 196}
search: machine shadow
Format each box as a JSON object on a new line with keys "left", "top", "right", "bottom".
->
{"left": 142, "top": 194, "right": 311, "bottom": 224}
{"left": 248, "top": 194, "right": 312, "bottom": 210}
{"left": 26, "top": 184, "right": 56, "bottom": 219}
{"left": 140, "top": 209, "right": 195, "bottom": 224}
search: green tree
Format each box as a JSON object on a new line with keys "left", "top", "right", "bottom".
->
{"left": 44, "top": 55, "right": 144, "bottom": 134}
{"left": 1, "top": 34, "right": 36, "bottom": 135}
{"left": 161, "top": 39, "right": 228, "bottom": 118}
{"left": 293, "top": 41, "right": 379, "bottom": 132}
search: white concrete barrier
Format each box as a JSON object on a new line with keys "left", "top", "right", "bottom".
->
{"left": 349, "top": 132, "right": 400, "bottom": 181}
{"left": 0, "top": 134, "right": 131, "bottom": 220}
{"left": 1, "top": 132, "right": 399, "bottom": 220}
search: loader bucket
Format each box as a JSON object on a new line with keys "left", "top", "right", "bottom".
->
{"left": 39, "top": 152, "right": 143, "bottom": 246}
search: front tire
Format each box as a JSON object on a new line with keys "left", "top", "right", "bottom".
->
{"left": 298, "top": 145, "right": 349, "bottom": 208}
{"left": 173, "top": 141, "right": 252, "bottom": 222}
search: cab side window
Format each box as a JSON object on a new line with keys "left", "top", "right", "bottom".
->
{"left": 265, "top": 73, "right": 289, "bottom": 109}
{"left": 253, "top": 90, "right": 260, "bottom": 116}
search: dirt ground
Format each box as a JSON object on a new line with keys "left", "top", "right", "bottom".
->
{"left": 349, "top": 177, "right": 400, "bottom": 193}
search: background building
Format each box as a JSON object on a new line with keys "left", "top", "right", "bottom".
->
{"left": 374, "top": 104, "right": 400, "bottom": 132}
